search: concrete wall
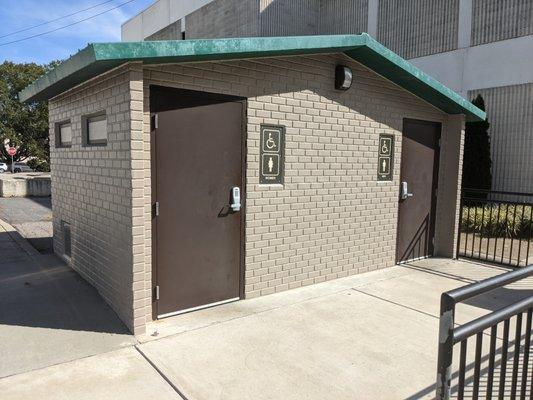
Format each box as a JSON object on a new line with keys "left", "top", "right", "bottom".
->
{"left": 410, "top": 37, "right": 533, "bottom": 194}
{"left": 472, "top": 0, "right": 533, "bottom": 46}
{"left": 121, "top": 0, "right": 214, "bottom": 41}
{"left": 470, "top": 83, "right": 533, "bottom": 194}
{"left": 134, "top": 54, "right": 463, "bottom": 332}
{"left": 0, "top": 175, "right": 51, "bottom": 197}
{"left": 48, "top": 64, "right": 143, "bottom": 333}
{"left": 259, "top": 0, "right": 320, "bottom": 36}
{"left": 319, "top": 0, "right": 368, "bottom": 35}
{"left": 187, "top": 0, "right": 259, "bottom": 39}
{"left": 377, "top": 0, "right": 460, "bottom": 59}
{"left": 409, "top": 35, "right": 533, "bottom": 98}
{"left": 146, "top": 20, "right": 182, "bottom": 41}
{"left": 123, "top": 0, "right": 371, "bottom": 41}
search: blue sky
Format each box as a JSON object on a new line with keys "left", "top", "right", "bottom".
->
{"left": 0, "top": 0, "right": 154, "bottom": 64}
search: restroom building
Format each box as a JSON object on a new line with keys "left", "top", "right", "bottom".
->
{"left": 20, "top": 34, "right": 485, "bottom": 334}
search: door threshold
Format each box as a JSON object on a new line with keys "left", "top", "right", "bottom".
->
{"left": 158, "top": 297, "right": 240, "bottom": 319}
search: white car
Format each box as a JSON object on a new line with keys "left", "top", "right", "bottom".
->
{"left": 0, "top": 162, "right": 7, "bottom": 173}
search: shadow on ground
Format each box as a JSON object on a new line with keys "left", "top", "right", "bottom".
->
{"left": 0, "top": 231, "right": 133, "bottom": 378}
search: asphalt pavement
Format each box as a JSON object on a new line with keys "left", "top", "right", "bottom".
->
{"left": 0, "top": 197, "right": 53, "bottom": 253}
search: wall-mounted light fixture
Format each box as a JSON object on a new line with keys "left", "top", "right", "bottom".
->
{"left": 335, "top": 65, "right": 353, "bottom": 91}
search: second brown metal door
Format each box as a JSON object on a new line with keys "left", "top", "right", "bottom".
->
{"left": 396, "top": 119, "right": 441, "bottom": 263}
{"left": 153, "top": 90, "right": 244, "bottom": 317}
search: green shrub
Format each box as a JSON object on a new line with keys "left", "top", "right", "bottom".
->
{"left": 461, "top": 205, "right": 532, "bottom": 238}
{"left": 27, "top": 158, "right": 50, "bottom": 172}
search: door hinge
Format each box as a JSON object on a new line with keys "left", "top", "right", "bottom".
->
{"left": 151, "top": 114, "right": 159, "bottom": 130}
{"left": 153, "top": 201, "right": 160, "bottom": 218}
{"left": 154, "top": 285, "right": 160, "bottom": 301}
{"left": 434, "top": 187, "right": 438, "bottom": 197}
{"left": 438, "top": 137, "right": 441, "bottom": 147}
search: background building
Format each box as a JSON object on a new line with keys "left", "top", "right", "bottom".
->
{"left": 122, "top": 0, "right": 533, "bottom": 194}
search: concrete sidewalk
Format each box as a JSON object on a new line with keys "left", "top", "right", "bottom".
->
{"left": 1, "top": 246, "right": 531, "bottom": 399}
{"left": 134, "top": 258, "right": 532, "bottom": 400}
{"left": 0, "top": 219, "right": 134, "bottom": 378}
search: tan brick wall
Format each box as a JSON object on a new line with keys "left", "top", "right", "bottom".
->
{"left": 434, "top": 114, "right": 465, "bottom": 258}
{"left": 48, "top": 54, "right": 465, "bottom": 335}
{"left": 140, "top": 54, "right": 461, "bottom": 311}
{"left": 48, "top": 64, "right": 143, "bottom": 333}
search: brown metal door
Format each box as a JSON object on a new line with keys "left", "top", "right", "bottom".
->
{"left": 396, "top": 119, "right": 441, "bottom": 263}
{"left": 153, "top": 90, "right": 244, "bottom": 317}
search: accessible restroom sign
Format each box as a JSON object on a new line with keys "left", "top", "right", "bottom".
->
{"left": 377, "top": 134, "right": 394, "bottom": 181}
{"left": 259, "top": 125, "right": 285, "bottom": 185}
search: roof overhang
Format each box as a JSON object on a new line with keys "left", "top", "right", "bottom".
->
{"left": 19, "top": 34, "right": 485, "bottom": 121}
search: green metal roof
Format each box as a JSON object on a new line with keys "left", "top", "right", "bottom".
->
{"left": 19, "top": 34, "right": 485, "bottom": 121}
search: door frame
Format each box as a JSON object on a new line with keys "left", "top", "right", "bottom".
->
{"left": 149, "top": 85, "right": 247, "bottom": 319}
{"left": 395, "top": 118, "right": 442, "bottom": 263}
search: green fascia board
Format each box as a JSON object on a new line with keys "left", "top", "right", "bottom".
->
{"left": 345, "top": 36, "right": 485, "bottom": 121}
{"left": 19, "top": 34, "right": 485, "bottom": 121}
{"left": 19, "top": 35, "right": 363, "bottom": 103}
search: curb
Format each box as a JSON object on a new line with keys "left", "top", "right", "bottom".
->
{"left": 0, "top": 218, "right": 41, "bottom": 258}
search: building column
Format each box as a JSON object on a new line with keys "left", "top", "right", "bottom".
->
{"left": 458, "top": 0, "right": 473, "bottom": 48}
{"left": 434, "top": 114, "right": 465, "bottom": 258}
{"left": 367, "top": 0, "right": 379, "bottom": 38}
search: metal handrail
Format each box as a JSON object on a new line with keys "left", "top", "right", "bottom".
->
{"left": 462, "top": 188, "right": 533, "bottom": 197}
{"left": 453, "top": 296, "right": 533, "bottom": 343}
{"left": 436, "top": 264, "right": 533, "bottom": 399}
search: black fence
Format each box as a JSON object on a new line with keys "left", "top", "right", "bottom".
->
{"left": 436, "top": 264, "right": 533, "bottom": 399}
{"left": 457, "top": 189, "right": 533, "bottom": 268}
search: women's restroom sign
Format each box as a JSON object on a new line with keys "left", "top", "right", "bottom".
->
{"left": 260, "top": 125, "right": 285, "bottom": 184}
{"left": 377, "top": 134, "right": 394, "bottom": 181}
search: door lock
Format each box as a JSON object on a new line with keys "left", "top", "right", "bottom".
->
{"left": 230, "top": 187, "right": 241, "bottom": 212}
{"left": 400, "top": 181, "right": 414, "bottom": 200}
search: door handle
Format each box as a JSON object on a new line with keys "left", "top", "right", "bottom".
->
{"left": 400, "top": 181, "right": 414, "bottom": 200}
{"left": 230, "top": 187, "right": 241, "bottom": 212}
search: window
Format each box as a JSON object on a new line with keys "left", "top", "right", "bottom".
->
{"left": 55, "top": 121, "right": 72, "bottom": 147}
{"left": 62, "top": 221, "right": 71, "bottom": 258}
{"left": 83, "top": 112, "right": 107, "bottom": 146}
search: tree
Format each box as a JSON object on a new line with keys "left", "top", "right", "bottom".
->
{"left": 0, "top": 61, "right": 59, "bottom": 167}
{"left": 462, "top": 94, "right": 492, "bottom": 197}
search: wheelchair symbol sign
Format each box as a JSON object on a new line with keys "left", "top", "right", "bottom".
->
{"left": 379, "top": 137, "right": 392, "bottom": 156}
{"left": 262, "top": 129, "right": 280, "bottom": 153}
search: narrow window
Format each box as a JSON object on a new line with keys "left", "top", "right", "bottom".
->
{"left": 62, "top": 221, "right": 71, "bottom": 257}
{"left": 55, "top": 121, "right": 72, "bottom": 148}
{"left": 83, "top": 112, "right": 107, "bottom": 146}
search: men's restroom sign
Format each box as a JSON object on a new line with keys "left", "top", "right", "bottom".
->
{"left": 377, "top": 134, "right": 394, "bottom": 181}
{"left": 260, "top": 125, "right": 285, "bottom": 184}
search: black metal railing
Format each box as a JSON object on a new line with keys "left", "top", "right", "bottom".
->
{"left": 436, "top": 264, "right": 533, "bottom": 399}
{"left": 457, "top": 189, "right": 533, "bottom": 268}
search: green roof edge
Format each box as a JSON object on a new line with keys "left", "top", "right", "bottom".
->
{"left": 357, "top": 33, "right": 485, "bottom": 121}
{"left": 19, "top": 34, "right": 485, "bottom": 122}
